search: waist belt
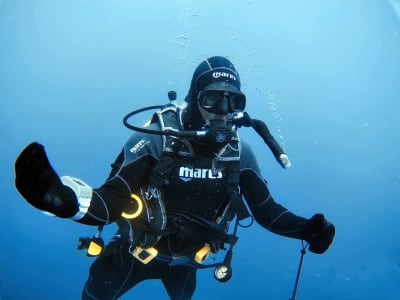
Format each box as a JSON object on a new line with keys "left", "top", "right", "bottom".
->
{"left": 130, "top": 245, "right": 221, "bottom": 269}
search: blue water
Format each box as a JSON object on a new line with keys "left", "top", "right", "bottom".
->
{"left": 1, "top": 0, "right": 400, "bottom": 299}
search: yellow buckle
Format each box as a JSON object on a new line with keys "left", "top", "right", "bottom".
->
{"left": 132, "top": 247, "right": 158, "bottom": 264}
{"left": 194, "top": 245, "right": 211, "bottom": 264}
{"left": 87, "top": 240, "right": 103, "bottom": 256}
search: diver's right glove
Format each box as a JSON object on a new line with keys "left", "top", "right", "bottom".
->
{"left": 303, "top": 213, "right": 335, "bottom": 254}
{"left": 15, "top": 142, "right": 78, "bottom": 218}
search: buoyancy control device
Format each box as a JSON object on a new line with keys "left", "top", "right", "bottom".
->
{"left": 78, "top": 90, "right": 291, "bottom": 283}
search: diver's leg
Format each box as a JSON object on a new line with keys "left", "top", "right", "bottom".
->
{"left": 82, "top": 236, "right": 141, "bottom": 300}
{"left": 161, "top": 266, "right": 197, "bottom": 300}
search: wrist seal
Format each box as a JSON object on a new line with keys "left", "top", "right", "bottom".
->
{"left": 61, "top": 176, "right": 92, "bottom": 220}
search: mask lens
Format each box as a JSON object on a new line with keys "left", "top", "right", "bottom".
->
{"left": 199, "top": 90, "right": 246, "bottom": 113}
{"left": 200, "top": 91, "right": 223, "bottom": 109}
{"left": 229, "top": 94, "right": 246, "bottom": 112}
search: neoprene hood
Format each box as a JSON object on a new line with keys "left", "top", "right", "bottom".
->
{"left": 183, "top": 56, "right": 243, "bottom": 130}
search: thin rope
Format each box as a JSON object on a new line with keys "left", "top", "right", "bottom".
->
{"left": 289, "top": 240, "right": 308, "bottom": 300}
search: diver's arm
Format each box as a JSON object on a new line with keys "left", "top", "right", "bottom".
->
{"left": 14, "top": 141, "right": 157, "bottom": 225}
{"left": 240, "top": 168, "right": 335, "bottom": 253}
{"left": 239, "top": 141, "right": 308, "bottom": 238}
{"left": 239, "top": 141, "right": 335, "bottom": 254}
{"left": 240, "top": 168, "right": 308, "bottom": 238}
{"left": 75, "top": 153, "right": 156, "bottom": 225}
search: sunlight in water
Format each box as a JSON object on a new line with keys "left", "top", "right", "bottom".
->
{"left": 389, "top": 0, "right": 400, "bottom": 22}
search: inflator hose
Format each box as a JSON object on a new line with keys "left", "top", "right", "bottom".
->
{"left": 233, "top": 112, "right": 289, "bottom": 168}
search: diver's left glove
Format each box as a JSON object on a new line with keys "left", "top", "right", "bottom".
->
{"left": 15, "top": 142, "right": 78, "bottom": 218}
{"left": 303, "top": 213, "right": 335, "bottom": 254}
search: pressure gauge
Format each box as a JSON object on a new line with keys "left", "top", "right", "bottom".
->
{"left": 214, "top": 264, "right": 232, "bottom": 283}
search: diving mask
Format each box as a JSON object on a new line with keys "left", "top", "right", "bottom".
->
{"left": 198, "top": 90, "right": 246, "bottom": 114}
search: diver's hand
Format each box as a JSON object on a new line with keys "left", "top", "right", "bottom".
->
{"left": 304, "top": 214, "right": 335, "bottom": 254}
{"left": 15, "top": 142, "right": 78, "bottom": 218}
{"left": 15, "top": 142, "right": 57, "bottom": 207}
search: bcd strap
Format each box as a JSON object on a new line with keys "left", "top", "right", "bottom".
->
{"left": 226, "top": 162, "right": 250, "bottom": 221}
{"left": 155, "top": 105, "right": 193, "bottom": 156}
{"left": 167, "top": 212, "right": 239, "bottom": 249}
{"left": 149, "top": 154, "right": 177, "bottom": 188}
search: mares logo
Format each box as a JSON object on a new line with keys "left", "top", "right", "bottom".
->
{"left": 212, "top": 71, "right": 237, "bottom": 81}
{"left": 179, "top": 166, "right": 222, "bottom": 182}
{"left": 130, "top": 138, "right": 150, "bottom": 153}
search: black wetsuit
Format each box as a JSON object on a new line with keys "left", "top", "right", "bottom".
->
{"left": 77, "top": 120, "right": 309, "bottom": 300}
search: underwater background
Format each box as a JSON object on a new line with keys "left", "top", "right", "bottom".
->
{"left": 1, "top": 0, "right": 399, "bottom": 299}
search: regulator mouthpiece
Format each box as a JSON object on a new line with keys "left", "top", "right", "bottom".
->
{"left": 204, "top": 120, "right": 233, "bottom": 144}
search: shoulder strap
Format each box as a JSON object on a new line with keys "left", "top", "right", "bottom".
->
{"left": 154, "top": 105, "right": 194, "bottom": 156}
{"left": 225, "top": 161, "right": 251, "bottom": 221}
{"left": 149, "top": 153, "right": 177, "bottom": 187}
{"left": 149, "top": 105, "right": 188, "bottom": 187}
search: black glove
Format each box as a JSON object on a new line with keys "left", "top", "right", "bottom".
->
{"left": 303, "top": 213, "right": 335, "bottom": 254}
{"left": 15, "top": 142, "right": 78, "bottom": 218}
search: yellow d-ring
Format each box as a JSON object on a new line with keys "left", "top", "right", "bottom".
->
{"left": 121, "top": 193, "right": 143, "bottom": 219}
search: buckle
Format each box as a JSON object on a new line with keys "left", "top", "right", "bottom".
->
{"left": 194, "top": 245, "right": 211, "bottom": 264}
{"left": 131, "top": 246, "right": 158, "bottom": 264}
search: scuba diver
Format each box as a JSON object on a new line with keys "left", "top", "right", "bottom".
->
{"left": 14, "top": 56, "right": 335, "bottom": 300}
